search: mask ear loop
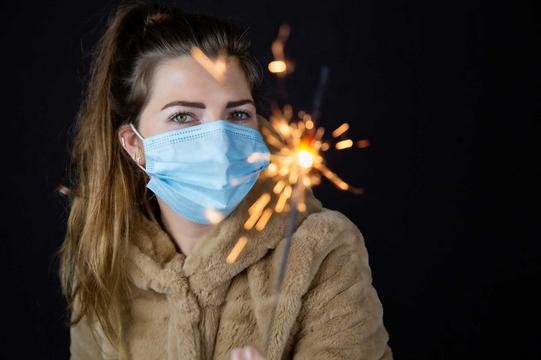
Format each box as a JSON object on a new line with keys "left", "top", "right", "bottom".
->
{"left": 129, "top": 123, "right": 148, "bottom": 174}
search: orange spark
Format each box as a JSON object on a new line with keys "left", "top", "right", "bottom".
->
{"left": 332, "top": 123, "right": 350, "bottom": 138}
{"left": 248, "top": 193, "right": 271, "bottom": 215}
{"left": 255, "top": 208, "right": 274, "bottom": 231}
{"left": 226, "top": 236, "right": 248, "bottom": 264}
{"left": 191, "top": 47, "right": 234, "bottom": 82}
{"left": 357, "top": 139, "right": 370, "bottom": 148}
{"left": 273, "top": 180, "right": 286, "bottom": 194}
{"left": 268, "top": 60, "right": 287, "bottom": 73}
{"left": 275, "top": 185, "right": 292, "bottom": 213}
{"left": 335, "top": 139, "right": 353, "bottom": 150}
{"left": 269, "top": 24, "right": 294, "bottom": 76}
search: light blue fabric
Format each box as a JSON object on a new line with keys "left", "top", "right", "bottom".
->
{"left": 129, "top": 120, "right": 270, "bottom": 224}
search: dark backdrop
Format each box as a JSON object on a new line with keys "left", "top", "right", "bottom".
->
{"left": 1, "top": 0, "right": 539, "bottom": 358}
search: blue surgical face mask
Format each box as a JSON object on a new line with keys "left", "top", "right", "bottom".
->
{"left": 129, "top": 120, "right": 270, "bottom": 224}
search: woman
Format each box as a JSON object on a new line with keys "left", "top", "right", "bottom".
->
{"left": 58, "top": 1, "right": 393, "bottom": 359}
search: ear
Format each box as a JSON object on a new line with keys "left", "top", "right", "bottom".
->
{"left": 117, "top": 124, "right": 146, "bottom": 166}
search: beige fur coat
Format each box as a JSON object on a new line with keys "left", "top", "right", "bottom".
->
{"left": 69, "top": 118, "right": 393, "bottom": 360}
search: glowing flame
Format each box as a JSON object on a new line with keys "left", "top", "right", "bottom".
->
{"left": 298, "top": 149, "right": 314, "bottom": 169}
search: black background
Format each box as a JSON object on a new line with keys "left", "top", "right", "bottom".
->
{"left": 1, "top": 0, "right": 539, "bottom": 358}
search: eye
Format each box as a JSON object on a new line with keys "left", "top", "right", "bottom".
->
{"left": 170, "top": 112, "right": 196, "bottom": 124}
{"left": 230, "top": 110, "right": 251, "bottom": 121}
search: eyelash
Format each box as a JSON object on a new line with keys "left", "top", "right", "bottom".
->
{"left": 169, "top": 112, "right": 194, "bottom": 124}
{"left": 231, "top": 110, "right": 252, "bottom": 121}
{"left": 169, "top": 110, "right": 252, "bottom": 124}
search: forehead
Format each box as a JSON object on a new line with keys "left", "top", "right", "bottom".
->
{"left": 148, "top": 55, "right": 252, "bottom": 103}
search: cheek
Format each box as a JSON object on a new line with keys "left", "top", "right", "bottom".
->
{"left": 139, "top": 107, "right": 171, "bottom": 137}
{"left": 248, "top": 117, "right": 258, "bottom": 129}
{"left": 142, "top": 118, "right": 171, "bottom": 137}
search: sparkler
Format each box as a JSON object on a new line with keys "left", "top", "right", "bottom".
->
{"left": 189, "top": 23, "right": 370, "bottom": 357}
{"left": 227, "top": 92, "right": 367, "bottom": 265}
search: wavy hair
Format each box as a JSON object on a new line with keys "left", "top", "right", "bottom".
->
{"left": 57, "top": 0, "right": 263, "bottom": 355}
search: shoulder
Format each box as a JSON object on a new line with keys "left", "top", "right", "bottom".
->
{"left": 285, "top": 209, "right": 393, "bottom": 359}
{"left": 293, "top": 207, "right": 369, "bottom": 264}
{"left": 271, "top": 207, "right": 371, "bottom": 296}
{"left": 298, "top": 207, "right": 365, "bottom": 241}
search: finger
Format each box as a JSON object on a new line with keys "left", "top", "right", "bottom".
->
{"left": 245, "top": 346, "right": 265, "bottom": 360}
{"left": 231, "top": 348, "right": 243, "bottom": 360}
{"left": 244, "top": 346, "right": 254, "bottom": 359}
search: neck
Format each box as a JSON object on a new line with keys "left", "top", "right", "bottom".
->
{"left": 156, "top": 198, "right": 217, "bottom": 256}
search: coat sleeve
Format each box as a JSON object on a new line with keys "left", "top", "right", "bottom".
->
{"left": 292, "top": 217, "right": 393, "bottom": 359}
{"left": 69, "top": 298, "right": 104, "bottom": 359}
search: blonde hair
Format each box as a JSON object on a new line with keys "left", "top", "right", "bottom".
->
{"left": 57, "top": 0, "right": 263, "bottom": 354}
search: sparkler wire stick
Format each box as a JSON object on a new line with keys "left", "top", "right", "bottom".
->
{"left": 264, "top": 178, "right": 303, "bottom": 356}
{"left": 311, "top": 65, "right": 329, "bottom": 126}
{"left": 264, "top": 66, "right": 331, "bottom": 357}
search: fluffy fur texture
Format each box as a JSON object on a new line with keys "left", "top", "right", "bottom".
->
{"left": 70, "top": 145, "right": 393, "bottom": 360}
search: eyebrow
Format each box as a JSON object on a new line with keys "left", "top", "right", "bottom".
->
{"left": 160, "top": 99, "right": 255, "bottom": 111}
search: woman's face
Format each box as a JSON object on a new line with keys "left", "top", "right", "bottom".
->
{"left": 136, "top": 55, "right": 258, "bottom": 138}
